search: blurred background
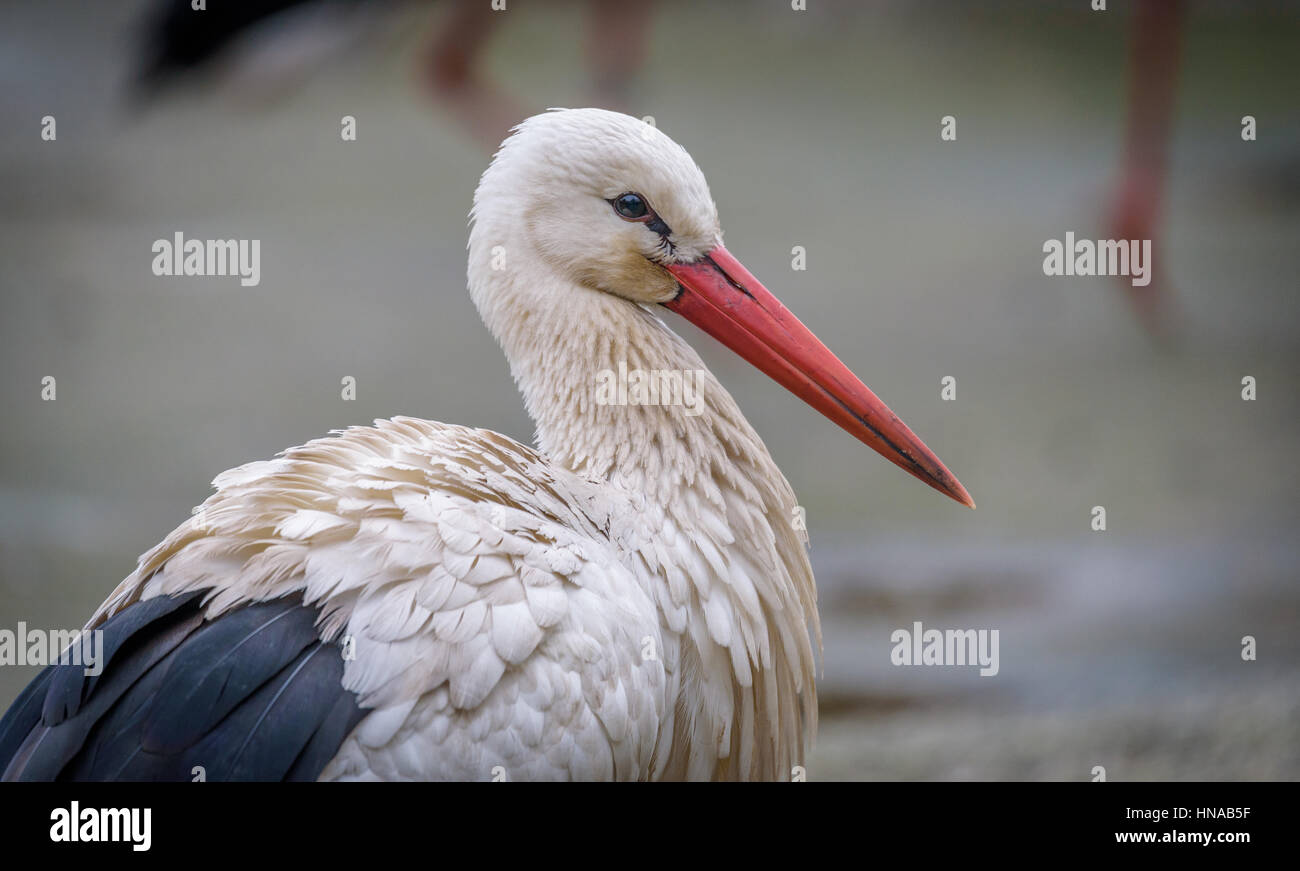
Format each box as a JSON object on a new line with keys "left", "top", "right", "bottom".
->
{"left": 1, "top": 0, "right": 1297, "bottom": 779}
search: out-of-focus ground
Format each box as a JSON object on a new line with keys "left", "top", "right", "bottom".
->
{"left": 1, "top": 0, "right": 1297, "bottom": 779}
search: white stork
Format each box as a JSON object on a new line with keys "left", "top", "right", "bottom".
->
{"left": 0, "top": 108, "right": 972, "bottom": 781}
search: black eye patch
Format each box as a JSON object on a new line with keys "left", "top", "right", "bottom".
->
{"left": 644, "top": 214, "right": 671, "bottom": 236}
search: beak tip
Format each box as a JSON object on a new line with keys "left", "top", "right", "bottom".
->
{"left": 944, "top": 479, "right": 976, "bottom": 510}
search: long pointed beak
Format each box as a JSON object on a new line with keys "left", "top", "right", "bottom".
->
{"left": 664, "top": 245, "right": 975, "bottom": 508}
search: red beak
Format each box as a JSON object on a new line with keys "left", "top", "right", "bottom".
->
{"left": 665, "top": 245, "right": 974, "bottom": 509}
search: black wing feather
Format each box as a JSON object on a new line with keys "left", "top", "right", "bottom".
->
{"left": 140, "top": 597, "right": 322, "bottom": 753}
{"left": 0, "top": 665, "right": 54, "bottom": 771}
{"left": 0, "top": 591, "right": 366, "bottom": 781}
{"left": 6, "top": 605, "right": 205, "bottom": 781}
{"left": 285, "top": 691, "right": 369, "bottom": 782}
{"left": 42, "top": 590, "right": 203, "bottom": 723}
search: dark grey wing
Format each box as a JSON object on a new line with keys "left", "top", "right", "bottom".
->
{"left": 0, "top": 591, "right": 366, "bottom": 781}
{"left": 134, "top": 0, "right": 384, "bottom": 93}
{"left": 137, "top": 0, "right": 319, "bottom": 86}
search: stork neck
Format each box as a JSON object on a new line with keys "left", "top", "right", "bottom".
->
{"left": 469, "top": 250, "right": 820, "bottom": 779}
{"left": 492, "top": 286, "right": 758, "bottom": 501}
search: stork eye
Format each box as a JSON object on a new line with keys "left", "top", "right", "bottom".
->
{"left": 612, "top": 192, "right": 649, "bottom": 220}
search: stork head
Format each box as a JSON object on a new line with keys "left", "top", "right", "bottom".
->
{"left": 474, "top": 108, "right": 721, "bottom": 305}
{"left": 471, "top": 108, "right": 974, "bottom": 508}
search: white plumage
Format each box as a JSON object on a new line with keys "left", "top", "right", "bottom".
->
{"left": 14, "top": 108, "right": 971, "bottom": 782}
